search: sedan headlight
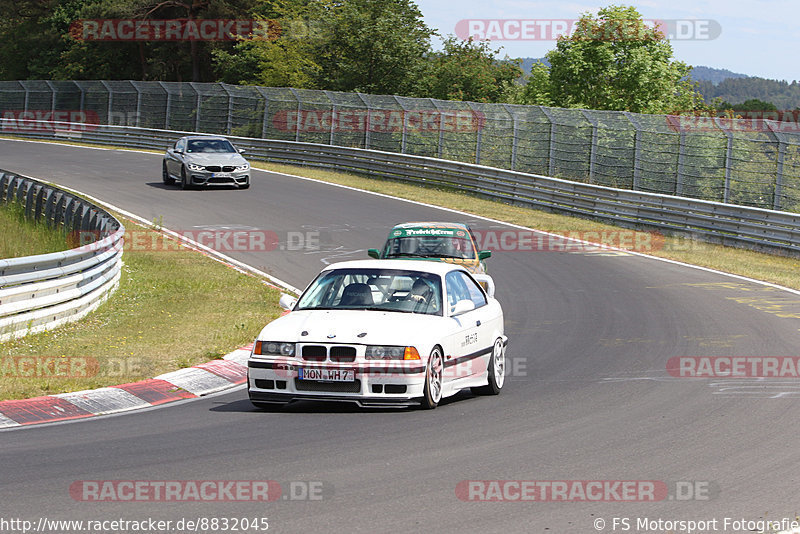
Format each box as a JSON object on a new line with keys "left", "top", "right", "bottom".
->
{"left": 365, "top": 345, "right": 420, "bottom": 360}
{"left": 187, "top": 163, "right": 205, "bottom": 171}
{"left": 253, "top": 341, "right": 295, "bottom": 357}
{"left": 235, "top": 163, "right": 250, "bottom": 171}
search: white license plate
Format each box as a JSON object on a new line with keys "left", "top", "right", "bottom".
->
{"left": 299, "top": 368, "right": 355, "bottom": 382}
{"left": 212, "top": 172, "right": 231, "bottom": 178}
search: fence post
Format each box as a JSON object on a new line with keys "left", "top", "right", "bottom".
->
{"left": 133, "top": 82, "right": 142, "bottom": 127}
{"left": 189, "top": 82, "right": 202, "bottom": 132}
{"left": 624, "top": 112, "right": 642, "bottom": 190}
{"left": 539, "top": 107, "right": 556, "bottom": 177}
{"left": 765, "top": 120, "right": 786, "bottom": 210}
{"left": 158, "top": 81, "right": 170, "bottom": 130}
{"left": 221, "top": 83, "right": 233, "bottom": 135}
{"left": 393, "top": 95, "right": 407, "bottom": 153}
{"left": 44, "top": 80, "right": 55, "bottom": 115}
{"left": 100, "top": 81, "right": 112, "bottom": 125}
{"left": 580, "top": 110, "right": 598, "bottom": 184}
{"left": 676, "top": 131, "right": 686, "bottom": 196}
{"left": 356, "top": 92, "right": 371, "bottom": 149}
{"left": 714, "top": 118, "right": 733, "bottom": 203}
{"left": 255, "top": 86, "right": 270, "bottom": 139}
{"left": 503, "top": 104, "right": 519, "bottom": 171}
{"left": 467, "top": 103, "right": 482, "bottom": 165}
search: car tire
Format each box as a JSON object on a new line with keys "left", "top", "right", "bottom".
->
{"left": 421, "top": 346, "right": 444, "bottom": 409}
{"left": 240, "top": 179, "right": 250, "bottom": 190}
{"left": 162, "top": 161, "right": 175, "bottom": 185}
{"left": 472, "top": 338, "right": 505, "bottom": 396}
{"left": 180, "top": 166, "right": 190, "bottom": 190}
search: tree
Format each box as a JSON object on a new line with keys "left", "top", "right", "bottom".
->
{"left": 313, "top": 0, "right": 434, "bottom": 95}
{"left": 419, "top": 37, "right": 522, "bottom": 103}
{"left": 212, "top": 2, "right": 324, "bottom": 87}
{"left": 529, "top": 5, "right": 705, "bottom": 113}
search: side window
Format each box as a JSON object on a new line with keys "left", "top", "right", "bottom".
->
{"left": 175, "top": 139, "right": 185, "bottom": 152}
{"left": 445, "top": 271, "right": 470, "bottom": 310}
{"left": 457, "top": 272, "right": 487, "bottom": 308}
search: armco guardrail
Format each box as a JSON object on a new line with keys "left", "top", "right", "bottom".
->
{"left": 0, "top": 169, "right": 124, "bottom": 341}
{"left": 2, "top": 120, "right": 800, "bottom": 256}
{"left": 2, "top": 80, "right": 799, "bottom": 213}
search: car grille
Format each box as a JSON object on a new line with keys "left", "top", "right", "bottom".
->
{"left": 204, "top": 165, "right": 236, "bottom": 172}
{"left": 301, "top": 345, "right": 357, "bottom": 362}
{"left": 295, "top": 378, "right": 361, "bottom": 393}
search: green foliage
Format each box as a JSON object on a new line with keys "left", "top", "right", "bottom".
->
{"left": 313, "top": 0, "right": 434, "bottom": 95}
{"left": 523, "top": 5, "right": 705, "bottom": 113}
{"left": 418, "top": 37, "right": 522, "bottom": 103}
{"left": 699, "top": 78, "right": 800, "bottom": 110}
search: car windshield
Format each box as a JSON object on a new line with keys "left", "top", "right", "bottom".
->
{"left": 296, "top": 268, "right": 442, "bottom": 316}
{"left": 382, "top": 235, "right": 475, "bottom": 260}
{"left": 186, "top": 139, "right": 236, "bottom": 153}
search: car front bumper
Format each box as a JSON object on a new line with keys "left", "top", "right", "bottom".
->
{"left": 247, "top": 357, "right": 427, "bottom": 407}
{"left": 187, "top": 170, "right": 249, "bottom": 187}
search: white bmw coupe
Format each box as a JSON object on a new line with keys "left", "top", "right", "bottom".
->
{"left": 248, "top": 260, "right": 507, "bottom": 409}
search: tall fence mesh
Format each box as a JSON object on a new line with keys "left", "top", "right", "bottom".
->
{"left": 1, "top": 80, "right": 798, "bottom": 212}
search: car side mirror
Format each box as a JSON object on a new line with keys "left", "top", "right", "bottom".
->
{"left": 174, "top": 149, "right": 183, "bottom": 154}
{"left": 478, "top": 250, "right": 491, "bottom": 261}
{"left": 238, "top": 148, "right": 246, "bottom": 154}
{"left": 278, "top": 294, "right": 297, "bottom": 311}
{"left": 451, "top": 299, "right": 476, "bottom": 316}
{"left": 472, "top": 274, "right": 495, "bottom": 298}
{"left": 367, "top": 248, "right": 380, "bottom": 259}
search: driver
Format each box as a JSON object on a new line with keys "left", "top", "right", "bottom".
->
{"left": 406, "top": 278, "right": 431, "bottom": 303}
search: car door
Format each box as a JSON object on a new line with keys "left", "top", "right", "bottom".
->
{"left": 444, "top": 270, "right": 491, "bottom": 382}
{"left": 167, "top": 138, "right": 185, "bottom": 176}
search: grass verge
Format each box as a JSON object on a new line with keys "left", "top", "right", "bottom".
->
{"left": 0, "top": 200, "right": 70, "bottom": 258}
{"left": 0, "top": 220, "right": 281, "bottom": 401}
{"left": 252, "top": 161, "right": 800, "bottom": 291}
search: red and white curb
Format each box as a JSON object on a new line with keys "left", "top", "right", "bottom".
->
{"left": 0, "top": 344, "right": 253, "bottom": 428}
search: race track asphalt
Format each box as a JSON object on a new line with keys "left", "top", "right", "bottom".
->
{"left": 2, "top": 139, "right": 799, "bottom": 533}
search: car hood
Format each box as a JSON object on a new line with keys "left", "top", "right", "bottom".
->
{"left": 382, "top": 256, "right": 483, "bottom": 274}
{"left": 184, "top": 153, "right": 247, "bottom": 166}
{"left": 257, "top": 309, "right": 447, "bottom": 345}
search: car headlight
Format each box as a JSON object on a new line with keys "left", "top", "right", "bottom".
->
{"left": 187, "top": 163, "right": 204, "bottom": 171}
{"left": 235, "top": 163, "right": 250, "bottom": 171}
{"left": 365, "top": 345, "right": 420, "bottom": 360}
{"left": 253, "top": 341, "right": 295, "bottom": 357}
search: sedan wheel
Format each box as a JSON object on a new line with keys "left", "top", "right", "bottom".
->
{"left": 472, "top": 338, "right": 505, "bottom": 395}
{"left": 180, "top": 166, "right": 190, "bottom": 190}
{"left": 162, "top": 161, "right": 175, "bottom": 185}
{"left": 421, "top": 346, "right": 444, "bottom": 409}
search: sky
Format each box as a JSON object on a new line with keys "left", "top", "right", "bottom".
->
{"left": 414, "top": 0, "right": 799, "bottom": 82}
